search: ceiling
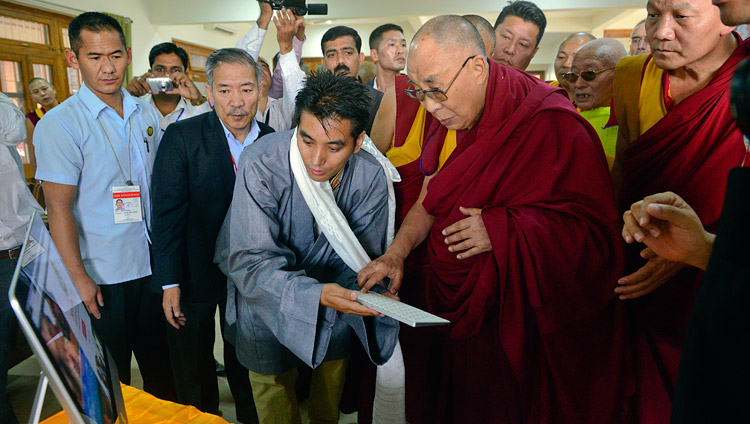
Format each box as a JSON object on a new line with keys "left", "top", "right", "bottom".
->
{"left": 144, "top": 0, "right": 647, "bottom": 74}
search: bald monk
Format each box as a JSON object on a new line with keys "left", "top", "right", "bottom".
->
{"left": 629, "top": 19, "right": 650, "bottom": 55}
{"left": 463, "top": 14, "right": 497, "bottom": 58}
{"left": 568, "top": 38, "right": 627, "bottom": 167}
{"left": 553, "top": 32, "right": 596, "bottom": 100}
{"left": 360, "top": 15, "right": 631, "bottom": 424}
{"left": 610, "top": 0, "right": 749, "bottom": 422}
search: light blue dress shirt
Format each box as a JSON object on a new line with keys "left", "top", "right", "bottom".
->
{"left": 220, "top": 118, "right": 260, "bottom": 174}
{"left": 34, "top": 82, "right": 161, "bottom": 285}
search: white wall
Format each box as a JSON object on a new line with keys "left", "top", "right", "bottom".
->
{"left": 13, "top": 0, "right": 644, "bottom": 82}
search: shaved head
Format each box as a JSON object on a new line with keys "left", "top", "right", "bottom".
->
{"left": 576, "top": 38, "right": 628, "bottom": 68}
{"left": 631, "top": 19, "right": 647, "bottom": 38}
{"left": 555, "top": 32, "right": 596, "bottom": 99}
{"left": 408, "top": 15, "right": 490, "bottom": 131}
{"left": 630, "top": 19, "right": 649, "bottom": 55}
{"left": 712, "top": 0, "right": 750, "bottom": 26}
{"left": 412, "top": 15, "right": 486, "bottom": 58}
{"left": 463, "top": 14, "right": 497, "bottom": 57}
{"left": 561, "top": 32, "right": 596, "bottom": 47}
{"left": 571, "top": 38, "right": 627, "bottom": 110}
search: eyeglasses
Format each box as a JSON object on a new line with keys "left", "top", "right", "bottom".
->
{"left": 630, "top": 37, "right": 648, "bottom": 46}
{"left": 404, "top": 55, "right": 477, "bottom": 102}
{"left": 561, "top": 67, "right": 615, "bottom": 84}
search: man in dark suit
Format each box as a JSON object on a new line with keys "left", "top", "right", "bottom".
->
{"left": 151, "top": 48, "right": 273, "bottom": 422}
{"left": 320, "top": 26, "right": 383, "bottom": 135}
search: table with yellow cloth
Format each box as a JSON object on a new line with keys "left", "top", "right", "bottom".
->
{"left": 42, "top": 383, "right": 230, "bottom": 424}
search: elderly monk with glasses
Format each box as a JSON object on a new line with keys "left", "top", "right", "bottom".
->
{"left": 359, "top": 14, "right": 632, "bottom": 424}
{"left": 562, "top": 38, "right": 628, "bottom": 169}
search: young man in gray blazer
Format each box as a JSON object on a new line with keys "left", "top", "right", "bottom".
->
{"left": 217, "top": 71, "right": 399, "bottom": 423}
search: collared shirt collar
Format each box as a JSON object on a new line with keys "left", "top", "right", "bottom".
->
{"left": 144, "top": 94, "right": 189, "bottom": 119}
{"left": 218, "top": 117, "right": 260, "bottom": 147}
{"left": 77, "top": 81, "right": 139, "bottom": 121}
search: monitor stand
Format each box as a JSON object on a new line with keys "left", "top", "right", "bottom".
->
{"left": 28, "top": 370, "right": 49, "bottom": 424}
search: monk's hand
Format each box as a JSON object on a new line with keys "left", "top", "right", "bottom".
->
{"left": 162, "top": 286, "right": 186, "bottom": 329}
{"left": 615, "top": 249, "right": 686, "bottom": 300}
{"left": 320, "top": 283, "right": 383, "bottom": 316}
{"left": 442, "top": 206, "right": 492, "bottom": 260}
{"left": 357, "top": 252, "right": 404, "bottom": 294}
{"left": 622, "top": 191, "right": 714, "bottom": 270}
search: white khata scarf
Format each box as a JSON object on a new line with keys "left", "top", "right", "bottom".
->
{"left": 289, "top": 129, "right": 406, "bottom": 424}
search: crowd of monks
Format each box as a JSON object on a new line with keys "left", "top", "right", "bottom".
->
{"left": 350, "top": 0, "right": 749, "bottom": 423}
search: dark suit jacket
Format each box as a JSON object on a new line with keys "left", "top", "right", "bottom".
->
{"left": 363, "top": 81, "right": 383, "bottom": 136}
{"left": 672, "top": 167, "right": 750, "bottom": 423}
{"left": 151, "top": 110, "right": 274, "bottom": 303}
{"left": 365, "top": 77, "right": 375, "bottom": 88}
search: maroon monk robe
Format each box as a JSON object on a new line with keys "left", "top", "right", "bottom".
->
{"left": 340, "top": 76, "right": 445, "bottom": 424}
{"left": 420, "top": 59, "right": 633, "bottom": 423}
{"left": 620, "top": 38, "right": 750, "bottom": 423}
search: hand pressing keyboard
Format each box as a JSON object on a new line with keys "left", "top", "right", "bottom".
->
{"left": 355, "top": 291, "right": 450, "bottom": 327}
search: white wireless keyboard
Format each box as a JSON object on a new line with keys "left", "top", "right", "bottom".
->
{"left": 355, "top": 291, "right": 450, "bottom": 327}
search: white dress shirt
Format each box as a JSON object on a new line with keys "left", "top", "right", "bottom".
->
{"left": 141, "top": 94, "right": 211, "bottom": 133}
{"left": 0, "top": 93, "right": 43, "bottom": 250}
{"left": 235, "top": 24, "right": 305, "bottom": 99}
{"left": 255, "top": 50, "right": 305, "bottom": 132}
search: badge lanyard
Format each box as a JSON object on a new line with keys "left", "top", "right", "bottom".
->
{"left": 98, "top": 116, "right": 134, "bottom": 185}
{"left": 230, "top": 150, "right": 237, "bottom": 173}
{"left": 160, "top": 108, "right": 185, "bottom": 133}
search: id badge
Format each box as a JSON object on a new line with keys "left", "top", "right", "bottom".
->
{"left": 112, "top": 185, "right": 143, "bottom": 224}
{"left": 21, "top": 235, "right": 45, "bottom": 267}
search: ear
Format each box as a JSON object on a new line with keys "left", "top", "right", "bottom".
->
{"left": 206, "top": 82, "right": 214, "bottom": 105}
{"left": 470, "top": 55, "right": 489, "bottom": 85}
{"left": 65, "top": 49, "right": 79, "bottom": 69}
{"left": 358, "top": 52, "right": 365, "bottom": 66}
{"left": 719, "top": 24, "right": 736, "bottom": 37}
{"left": 127, "top": 47, "right": 132, "bottom": 65}
{"left": 352, "top": 131, "right": 365, "bottom": 154}
{"left": 370, "top": 49, "right": 379, "bottom": 63}
{"left": 530, "top": 46, "right": 539, "bottom": 60}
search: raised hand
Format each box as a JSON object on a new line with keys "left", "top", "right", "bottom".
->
{"left": 622, "top": 191, "right": 714, "bottom": 270}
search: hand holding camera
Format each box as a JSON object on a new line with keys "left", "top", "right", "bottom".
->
{"left": 127, "top": 71, "right": 153, "bottom": 97}
{"left": 126, "top": 71, "right": 202, "bottom": 103}
{"left": 274, "top": 8, "right": 303, "bottom": 54}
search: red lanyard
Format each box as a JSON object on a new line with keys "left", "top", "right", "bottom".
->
{"left": 230, "top": 150, "right": 237, "bottom": 173}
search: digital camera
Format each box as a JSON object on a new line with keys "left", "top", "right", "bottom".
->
{"left": 146, "top": 77, "right": 174, "bottom": 93}
{"left": 258, "top": 0, "right": 328, "bottom": 16}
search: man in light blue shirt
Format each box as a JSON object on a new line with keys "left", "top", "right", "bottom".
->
{"left": 33, "top": 12, "right": 174, "bottom": 401}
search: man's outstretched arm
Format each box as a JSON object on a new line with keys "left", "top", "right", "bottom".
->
{"left": 358, "top": 175, "right": 435, "bottom": 293}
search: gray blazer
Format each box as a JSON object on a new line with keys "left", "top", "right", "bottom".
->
{"left": 215, "top": 130, "right": 399, "bottom": 375}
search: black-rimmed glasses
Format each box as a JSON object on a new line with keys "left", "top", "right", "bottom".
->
{"left": 561, "top": 67, "right": 615, "bottom": 84}
{"left": 404, "top": 55, "right": 477, "bottom": 102}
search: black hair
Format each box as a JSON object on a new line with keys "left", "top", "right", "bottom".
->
{"left": 205, "top": 48, "right": 262, "bottom": 89}
{"left": 272, "top": 52, "right": 280, "bottom": 71}
{"left": 68, "top": 12, "right": 126, "bottom": 55}
{"left": 321, "top": 26, "right": 362, "bottom": 54}
{"left": 148, "top": 42, "right": 189, "bottom": 70}
{"left": 293, "top": 70, "right": 370, "bottom": 141}
{"left": 494, "top": 1, "right": 547, "bottom": 47}
{"left": 368, "top": 23, "right": 404, "bottom": 50}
